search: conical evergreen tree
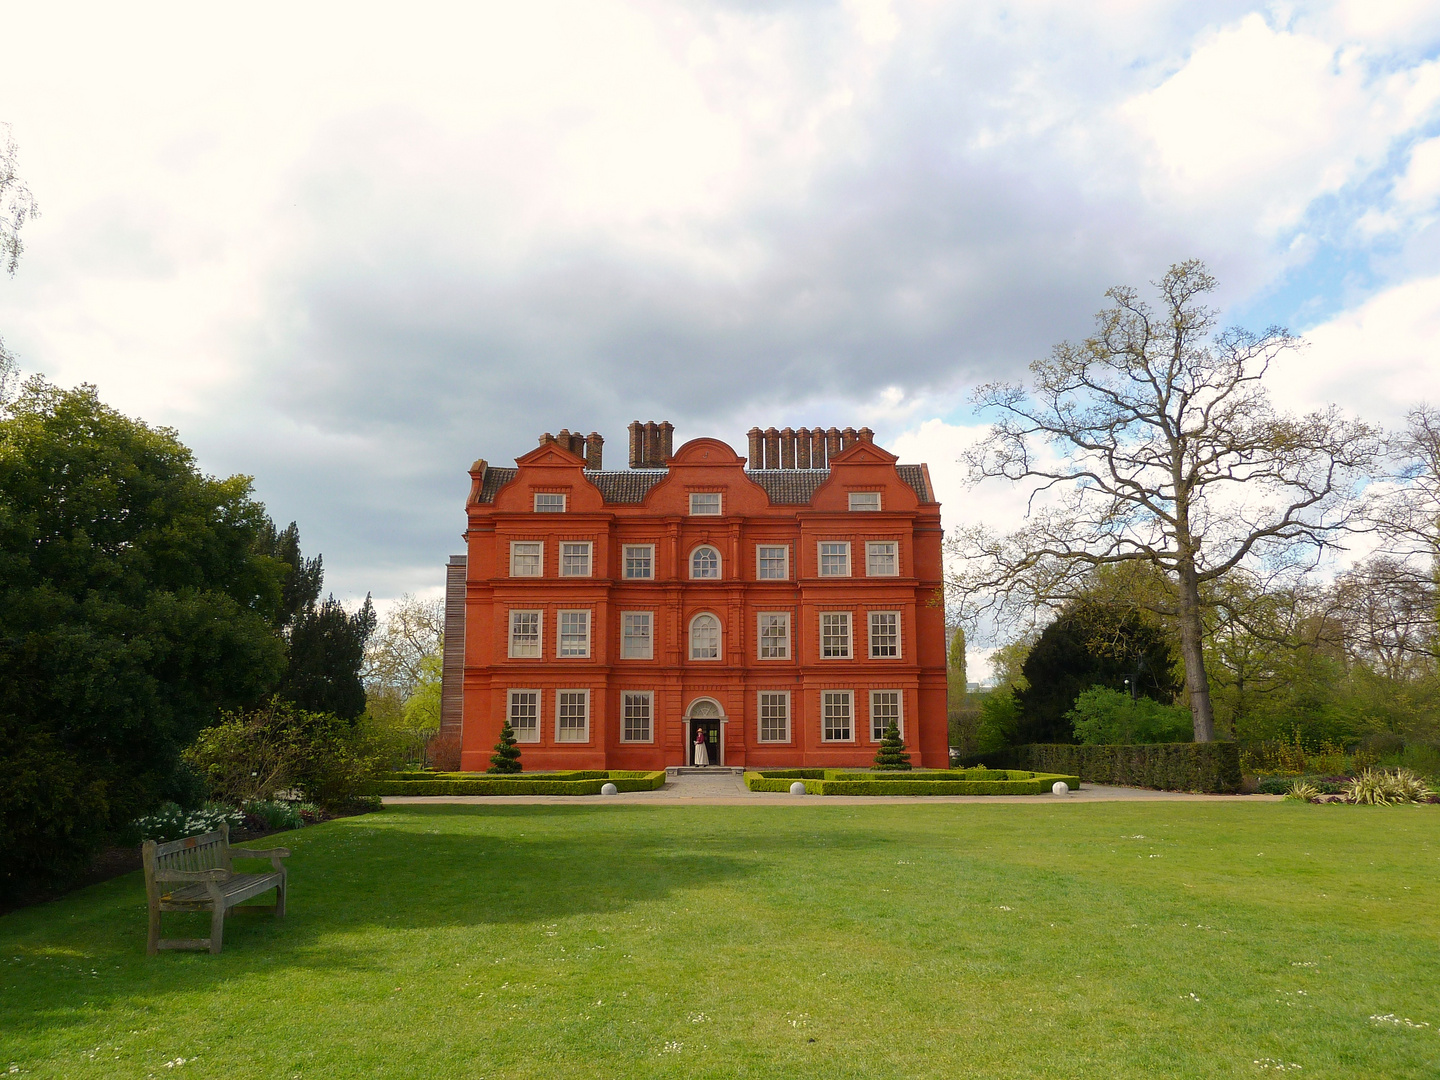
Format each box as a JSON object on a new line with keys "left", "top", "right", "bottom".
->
{"left": 487, "top": 721, "right": 523, "bottom": 774}
{"left": 873, "top": 720, "right": 912, "bottom": 770}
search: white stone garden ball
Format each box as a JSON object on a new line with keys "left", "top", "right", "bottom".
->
{"left": 601, "top": 782, "right": 619, "bottom": 795}
{"left": 1052, "top": 781, "right": 1070, "bottom": 796}
{"left": 789, "top": 781, "right": 807, "bottom": 795}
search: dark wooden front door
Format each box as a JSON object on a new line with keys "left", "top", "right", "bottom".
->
{"left": 692, "top": 721, "right": 721, "bottom": 765}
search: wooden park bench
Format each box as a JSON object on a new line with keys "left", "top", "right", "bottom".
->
{"left": 142, "top": 822, "right": 290, "bottom": 955}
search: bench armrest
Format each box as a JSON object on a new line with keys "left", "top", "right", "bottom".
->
{"left": 233, "top": 848, "right": 290, "bottom": 860}
{"left": 153, "top": 868, "right": 231, "bottom": 883}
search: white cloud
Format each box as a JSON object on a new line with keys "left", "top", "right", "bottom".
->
{"left": 1394, "top": 135, "right": 1440, "bottom": 210}
{"left": 1275, "top": 274, "right": 1440, "bottom": 425}
{"left": 1122, "top": 13, "right": 1439, "bottom": 235}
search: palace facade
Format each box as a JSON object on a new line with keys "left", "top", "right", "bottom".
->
{"left": 442, "top": 422, "right": 947, "bottom": 771}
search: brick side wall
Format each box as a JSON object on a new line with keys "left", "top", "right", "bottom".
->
{"left": 440, "top": 555, "right": 467, "bottom": 733}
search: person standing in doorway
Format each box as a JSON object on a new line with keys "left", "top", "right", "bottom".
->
{"left": 693, "top": 726, "right": 709, "bottom": 767}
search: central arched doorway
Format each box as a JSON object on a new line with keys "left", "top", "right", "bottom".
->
{"left": 684, "top": 697, "right": 726, "bottom": 766}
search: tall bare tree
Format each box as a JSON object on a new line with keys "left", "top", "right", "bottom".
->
{"left": 1, "top": 122, "right": 39, "bottom": 404}
{"left": 948, "top": 261, "right": 1380, "bottom": 741}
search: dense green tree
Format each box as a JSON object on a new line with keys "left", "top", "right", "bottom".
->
{"left": 0, "top": 379, "right": 287, "bottom": 895}
{"left": 1014, "top": 601, "right": 1181, "bottom": 744}
{"left": 1066, "top": 686, "right": 1193, "bottom": 744}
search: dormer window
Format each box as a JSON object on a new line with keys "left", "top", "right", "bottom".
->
{"left": 690, "top": 492, "right": 722, "bottom": 516}
{"left": 848, "top": 491, "right": 881, "bottom": 511}
{"left": 534, "top": 493, "right": 567, "bottom": 513}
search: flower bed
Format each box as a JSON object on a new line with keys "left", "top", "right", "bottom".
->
{"left": 744, "top": 768, "right": 1079, "bottom": 796}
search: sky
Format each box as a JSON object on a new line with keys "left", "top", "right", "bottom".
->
{"left": 2, "top": 0, "right": 1439, "bottom": 671}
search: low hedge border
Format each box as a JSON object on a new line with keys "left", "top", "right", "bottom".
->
{"left": 362, "top": 770, "right": 665, "bottom": 796}
{"left": 744, "top": 769, "right": 1079, "bottom": 796}
{"left": 956, "top": 743, "right": 1241, "bottom": 794}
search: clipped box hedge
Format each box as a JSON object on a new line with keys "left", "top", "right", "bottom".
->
{"left": 956, "top": 743, "right": 1241, "bottom": 794}
{"left": 362, "top": 770, "right": 665, "bottom": 796}
{"left": 744, "top": 769, "right": 1079, "bottom": 796}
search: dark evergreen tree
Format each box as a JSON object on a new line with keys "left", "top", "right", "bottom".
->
{"left": 873, "top": 721, "right": 912, "bottom": 770}
{"left": 488, "top": 722, "right": 522, "bottom": 774}
{"left": 1014, "top": 601, "right": 1180, "bottom": 744}
{"left": 279, "top": 593, "right": 376, "bottom": 721}
{"left": 254, "top": 519, "right": 323, "bottom": 631}
{"left": 256, "top": 519, "right": 374, "bottom": 722}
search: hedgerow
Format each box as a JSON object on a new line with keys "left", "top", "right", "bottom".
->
{"left": 744, "top": 770, "right": 1079, "bottom": 795}
{"left": 957, "top": 743, "right": 1241, "bottom": 793}
{"left": 362, "top": 770, "right": 666, "bottom": 796}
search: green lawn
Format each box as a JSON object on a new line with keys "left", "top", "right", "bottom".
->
{"left": 2, "top": 803, "right": 1438, "bottom": 1079}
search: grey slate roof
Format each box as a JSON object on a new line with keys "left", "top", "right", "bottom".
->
{"left": 744, "top": 469, "right": 831, "bottom": 504}
{"left": 584, "top": 469, "right": 668, "bottom": 503}
{"left": 474, "top": 464, "right": 933, "bottom": 505}
{"left": 477, "top": 467, "right": 517, "bottom": 503}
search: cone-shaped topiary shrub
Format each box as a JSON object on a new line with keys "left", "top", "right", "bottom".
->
{"left": 873, "top": 720, "right": 912, "bottom": 771}
{"left": 488, "top": 722, "right": 523, "bottom": 774}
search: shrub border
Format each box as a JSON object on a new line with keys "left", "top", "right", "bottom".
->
{"left": 744, "top": 768, "right": 1079, "bottom": 796}
{"left": 361, "top": 770, "right": 665, "bottom": 796}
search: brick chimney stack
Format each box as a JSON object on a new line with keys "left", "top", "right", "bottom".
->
{"left": 780, "top": 427, "right": 796, "bottom": 469}
{"left": 643, "top": 422, "right": 660, "bottom": 467}
{"left": 747, "top": 427, "right": 763, "bottom": 468}
{"left": 826, "top": 427, "right": 841, "bottom": 460}
{"left": 585, "top": 432, "right": 603, "bottom": 470}
{"left": 796, "top": 427, "right": 811, "bottom": 469}
{"left": 858, "top": 426, "right": 874, "bottom": 444}
{"left": 842, "top": 426, "right": 857, "bottom": 451}
{"left": 659, "top": 421, "right": 674, "bottom": 463}
{"left": 763, "top": 427, "right": 780, "bottom": 469}
{"left": 628, "top": 422, "right": 643, "bottom": 468}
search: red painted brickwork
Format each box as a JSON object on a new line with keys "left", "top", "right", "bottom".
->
{"left": 459, "top": 434, "right": 947, "bottom": 771}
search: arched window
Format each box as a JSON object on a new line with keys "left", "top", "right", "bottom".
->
{"left": 689, "top": 613, "right": 721, "bottom": 660}
{"left": 690, "top": 545, "right": 721, "bottom": 579}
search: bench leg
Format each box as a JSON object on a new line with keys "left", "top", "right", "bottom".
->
{"left": 147, "top": 901, "right": 161, "bottom": 956}
{"left": 275, "top": 874, "right": 286, "bottom": 919}
{"left": 209, "top": 905, "right": 225, "bottom": 955}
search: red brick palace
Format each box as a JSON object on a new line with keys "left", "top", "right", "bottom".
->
{"left": 441, "top": 422, "right": 947, "bottom": 771}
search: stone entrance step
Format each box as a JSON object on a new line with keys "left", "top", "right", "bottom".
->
{"left": 666, "top": 766, "right": 745, "bottom": 776}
